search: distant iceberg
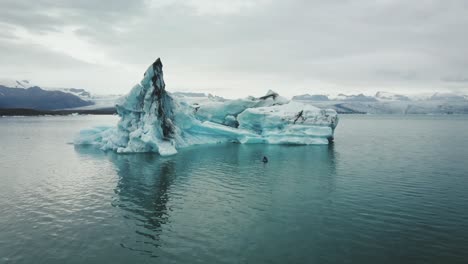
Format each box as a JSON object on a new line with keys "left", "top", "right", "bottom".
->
{"left": 74, "top": 58, "right": 338, "bottom": 156}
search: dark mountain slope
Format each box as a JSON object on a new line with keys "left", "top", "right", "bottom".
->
{"left": 0, "top": 85, "right": 93, "bottom": 110}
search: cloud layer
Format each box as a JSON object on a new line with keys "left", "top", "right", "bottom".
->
{"left": 1, "top": 0, "right": 467, "bottom": 97}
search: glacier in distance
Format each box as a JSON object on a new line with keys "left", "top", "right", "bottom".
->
{"left": 74, "top": 58, "right": 339, "bottom": 156}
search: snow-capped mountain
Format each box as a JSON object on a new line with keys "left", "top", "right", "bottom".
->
{"left": 334, "top": 93, "right": 378, "bottom": 102}
{"left": 0, "top": 79, "right": 38, "bottom": 89}
{"left": 375, "top": 91, "right": 411, "bottom": 101}
{"left": 52, "top": 89, "right": 122, "bottom": 110}
{"left": 429, "top": 92, "right": 466, "bottom": 102}
{"left": 52, "top": 88, "right": 91, "bottom": 99}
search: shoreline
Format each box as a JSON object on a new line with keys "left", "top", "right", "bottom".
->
{"left": 0, "top": 107, "right": 117, "bottom": 116}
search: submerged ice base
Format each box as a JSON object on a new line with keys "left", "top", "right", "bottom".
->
{"left": 75, "top": 58, "right": 339, "bottom": 156}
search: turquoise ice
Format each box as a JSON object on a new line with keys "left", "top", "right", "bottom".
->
{"left": 75, "top": 58, "right": 338, "bottom": 156}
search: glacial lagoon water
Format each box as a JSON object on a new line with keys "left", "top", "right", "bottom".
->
{"left": 0, "top": 115, "right": 468, "bottom": 263}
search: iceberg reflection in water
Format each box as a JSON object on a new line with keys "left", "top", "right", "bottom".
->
{"left": 74, "top": 143, "right": 337, "bottom": 261}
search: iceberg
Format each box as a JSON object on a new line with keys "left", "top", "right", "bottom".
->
{"left": 75, "top": 58, "right": 338, "bottom": 156}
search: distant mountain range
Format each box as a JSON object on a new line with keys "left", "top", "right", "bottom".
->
{"left": 0, "top": 85, "right": 93, "bottom": 110}
{"left": 1, "top": 79, "right": 467, "bottom": 114}
{"left": 292, "top": 91, "right": 468, "bottom": 102}
{"left": 0, "top": 79, "right": 121, "bottom": 111}
{"left": 292, "top": 92, "right": 468, "bottom": 114}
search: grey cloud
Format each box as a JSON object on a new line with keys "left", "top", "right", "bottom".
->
{"left": 0, "top": 39, "right": 92, "bottom": 69}
{"left": 0, "top": 0, "right": 146, "bottom": 32}
{"left": 0, "top": 0, "right": 468, "bottom": 96}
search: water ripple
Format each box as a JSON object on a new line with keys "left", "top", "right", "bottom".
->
{"left": 1, "top": 115, "right": 468, "bottom": 263}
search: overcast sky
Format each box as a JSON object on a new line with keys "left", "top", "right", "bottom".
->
{"left": 1, "top": 0, "right": 467, "bottom": 98}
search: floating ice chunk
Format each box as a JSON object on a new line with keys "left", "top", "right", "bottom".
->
{"left": 75, "top": 58, "right": 338, "bottom": 156}
{"left": 237, "top": 101, "right": 337, "bottom": 144}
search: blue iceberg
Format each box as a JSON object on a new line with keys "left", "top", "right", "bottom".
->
{"left": 75, "top": 58, "right": 339, "bottom": 156}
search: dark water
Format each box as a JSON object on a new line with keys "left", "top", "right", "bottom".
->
{"left": 1, "top": 115, "right": 468, "bottom": 264}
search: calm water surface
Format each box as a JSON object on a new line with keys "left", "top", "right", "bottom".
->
{"left": 0, "top": 115, "right": 468, "bottom": 263}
